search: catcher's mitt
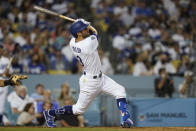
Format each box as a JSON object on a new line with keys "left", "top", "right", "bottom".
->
{"left": 10, "top": 74, "right": 28, "bottom": 85}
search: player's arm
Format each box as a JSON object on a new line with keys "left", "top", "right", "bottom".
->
{"left": 12, "top": 107, "right": 21, "bottom": 114}
{"left": 0, "top": 80, "right": 5, "bottom": 87}
{"left": 77, "top": 18, "right": 98, "bottom": 36}
{"left": 22, "top": 113, "right": 42, "bottom": 124}
{"left": 78, "top": 18, "right": 98, "bottom": 35}
{"left": 0, "top": 68, "right": 10, "bottom": 77}
{"left": 88, "top": 25, "right": 98, "bottom": 35}
{"left": 0, "top": 79, "right": 12, "bottom": 87}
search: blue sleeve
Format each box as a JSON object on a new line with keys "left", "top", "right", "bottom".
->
{"left": 31, "top": 93, "right": 37, "bottom": 99}
{"left": 40, "top": 64, "right": 46, "bottom": 72}
{"left": 92, "top": 33, "right": 98, "bottom": 39}
{"left": 37, "top": 102, "right": 44, "bottom": 113}
{"left": 50, "top": 55, "right": 56, "bottom": 70}
{"left": 71, "top": 57, "right": 78, "bottom": 68}
{"left": 89, "top": 30, "right": 98, "bottom": 39}
{"left": 52, "top": 101, "right": 59, "bottom": 109}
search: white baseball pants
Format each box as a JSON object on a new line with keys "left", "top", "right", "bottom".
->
{"left": 72, "top": 74, "right": 126, "bottom": 115}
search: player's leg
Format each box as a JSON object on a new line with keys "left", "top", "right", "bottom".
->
{"left": 101, "top": 74, "right": 133, "bottom": 127}
{"left": 44, "top": 76, "right": 101, "bottom": 127}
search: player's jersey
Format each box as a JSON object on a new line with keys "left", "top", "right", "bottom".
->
{"left": 70, "top": 35, "right": 102, "bottom": 75}
{"left": 0, "top": 56, "right": 9, "bottom": 79}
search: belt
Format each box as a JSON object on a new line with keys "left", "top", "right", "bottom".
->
{"left": 83, "top": 71, "right": 102, "bottom": 79}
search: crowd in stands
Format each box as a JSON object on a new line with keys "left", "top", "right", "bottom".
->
{"left": 0, "top": 0, "right": 195, "bottom": 125}
{"left": 1, "top": 82, "right": 83, "bottom": 126}
{"left": 0, "top": 0, "right": 194, "bottom": 76}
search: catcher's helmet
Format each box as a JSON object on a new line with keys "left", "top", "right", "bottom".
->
{"left": 69, "top": 20, "right": 89, "bottom": 38}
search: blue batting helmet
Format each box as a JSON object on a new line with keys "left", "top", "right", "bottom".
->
{"left": 69, "top": 20, "right": 89, "bottom": 38}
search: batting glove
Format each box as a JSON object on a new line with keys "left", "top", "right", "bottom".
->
{"left": 76, "top": 18, "right": 90, "bottom": 25}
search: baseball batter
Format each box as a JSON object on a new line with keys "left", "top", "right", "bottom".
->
{"left": 43, "top": 19, "right": 133, "bottom": 128}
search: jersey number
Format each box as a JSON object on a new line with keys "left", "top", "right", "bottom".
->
{"left": 77, "top": 56, "right": 84, "bottom": 66}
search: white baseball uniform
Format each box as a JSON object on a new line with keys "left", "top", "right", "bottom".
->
{"left": 0, "top": 56, "right": 9, "bottom": 114}
{"left": 70, "top": 35, "right": 126, "bottom": 115}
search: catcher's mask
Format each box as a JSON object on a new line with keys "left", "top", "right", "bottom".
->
{"left": 69, "top": 20, "right": 89, "bottom": 38}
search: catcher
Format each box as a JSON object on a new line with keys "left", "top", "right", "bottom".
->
{"left": 0, "top": 45, "right": 28, "bottom": 125}
{"left": 0, "top": 74, "right": 28, "bottom": 87}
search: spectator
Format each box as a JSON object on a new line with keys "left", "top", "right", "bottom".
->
{"left": 98, "top": 48, "right": 114, "bottom": 75}
{"left": 42, "top": 100, "right": 53, "bottom": 111}
{"left": 0, "top": 0, "right": 194, "bottom": 75}
{"left": 49, "top": 50, "right": 69, "bottom": 71}
{"left": 162, "top": 0, "right": 179, "bottom": 20}
{"left": 28, "top": 54, "right": 46, "bottom": 74}
{"left": 116, "top": 57, "right": 134, "bottom": 74}
{"left": 154, "top": 52, "right": 176, "bottom": 75}
{"left": 60, "top": 30, "right": 73, "bottom": 63}
{"left": 36, "top": 13, "right": 47, "bottom": 31}
{"left": 61, "top": 44, "right": 74, "bottom": 64}
{"left": 7, "top": 85, "right": 19, "bottom": 103}
{"left": 112, "top": 28, "right": 128, "bottom": 52}
{"left": 54, "top": 29, "right": 70, "bottom": 50}
{"left": 38, "top": 49, "right": 50, "bottom": 71}
{"left": 51, "top": 0, "right": 68, "bottom": 14}
{"left": 135, "top": 0, "right": 153, "bottom": 17}
{"left": 11, "top": 57, "right": 23, "bottom": 74}
{"left": 113, "top": 0, "right": 131, "bottom": 26}
{"left": 58, "top": 97, "right": 84, "bottom": 127}
{"left": 133, "top": 51, "right": 153, "bottom": 76}
{"left": 14, "top": 32, "right": 27, "bottom": 47}
{"left": 3, "top": 36, "right": 15, "bottom": 53}
{"left": 177, "top": 54, "right": 192, "bottom": 75}
{"left": 31, "top": 83, "right": 45, "bottom": 102}
{"left": 37, "top": 89, "right": 59, "bottom": 113}
{"left": 154, "top": 68, "right": 175, "bottom": 98}
{"left": 16, "top": 103, "right": 42, "bottom": 126}
{"left": 26, "top": 6, "right": 37, "bottom": 28}
{"left": 178, "top": 71, "right": 194, "bottom": 98}
{"left": 57, "top": 82, "right": 73, "bottom": 106}
{"left": 37, "top": 100, "right": 53, "bottom": 126}
{"left": 10, "top": 85, "right": 34, "bottom": 114}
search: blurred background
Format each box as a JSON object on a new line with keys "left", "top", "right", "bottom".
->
{"left": 0, "top": 0, "right": 195, "bottom": 127}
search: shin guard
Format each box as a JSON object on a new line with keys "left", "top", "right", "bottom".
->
{"left": 117, "top": 98, "right": 130, "bottom": 121}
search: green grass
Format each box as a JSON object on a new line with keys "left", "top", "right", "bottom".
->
{"left": 1, "top": 127, "right": 195, "bottom": 131}
{"left": 0, "top": 127, "right": 131, "bottom": 131}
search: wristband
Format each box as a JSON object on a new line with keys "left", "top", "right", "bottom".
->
{"left": 4, "top": 80, "right": 11, "bottom": 86}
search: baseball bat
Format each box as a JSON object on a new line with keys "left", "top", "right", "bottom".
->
{"left": 34, "top": 5, "right": 98, "bottom": 35}
{"left": 7, "top": 57, "right": 13, "bottom": 69}
{"left": 34, "top": 5, "right": 76, "bottom": 22}
{"left": 1, "top": 57, "right": 12, "bottom": 77}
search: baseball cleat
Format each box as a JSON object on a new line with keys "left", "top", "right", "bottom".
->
{"left": 121, "top": 118, "right": 134, "bottom": 128}
{"left": 43, "top": 110, "right": 56, "bottom": 127}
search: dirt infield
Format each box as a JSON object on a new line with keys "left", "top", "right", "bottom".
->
{"left": 0, "top": 127, "right": 196, "bottom": 131}
{"left": 115, "top": 127, "right": 196, "bottom": 131}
